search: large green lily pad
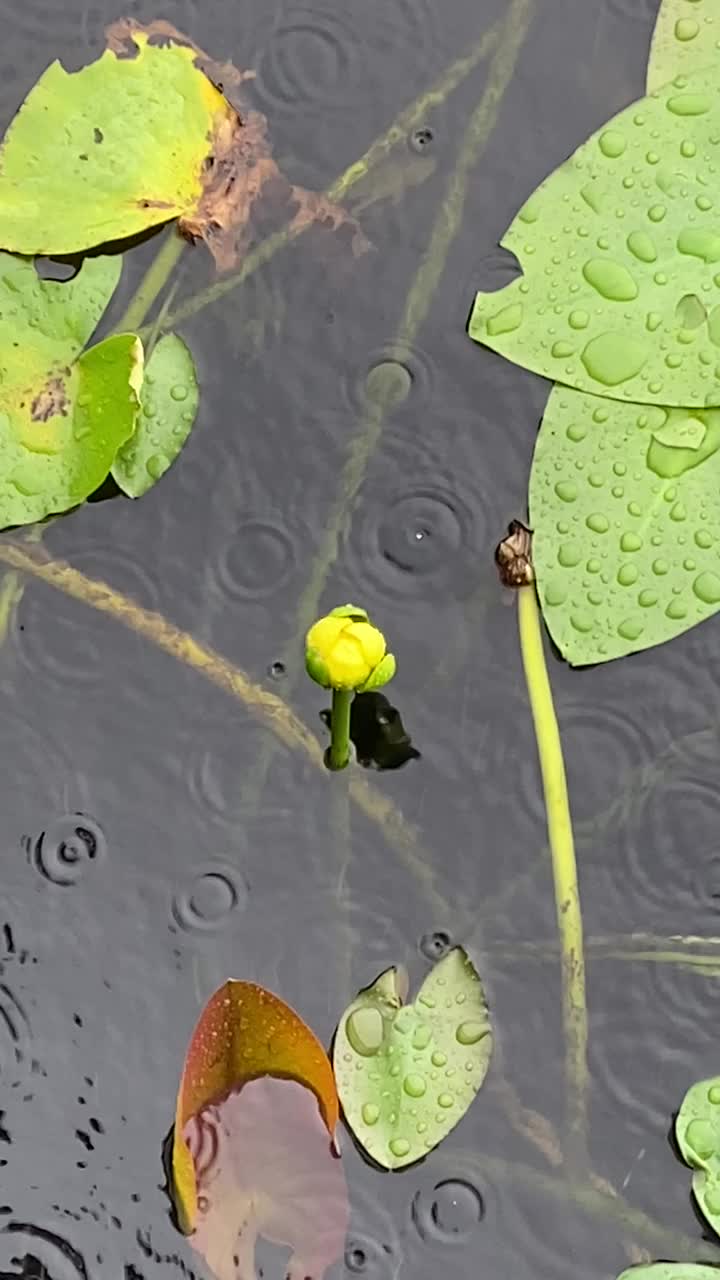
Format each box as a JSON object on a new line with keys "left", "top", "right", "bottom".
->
{"left": 676, "top": 1076, "right": 720, "bottom": 1236}
{"left": 468, "top": 64, "right": 720, "bottom": 407}
{"left": 0, "top": 253, "right": 143, "bottom": 528}
{"left": 0, "top": 23, "right": 232, "bottom": 256}
{"left": 648, "top": 0, "right": 720, "bottom": 93}
{"left": 529, "top": 383, "right": 720, "bottom": 665}
{"left": 112, "top": 333, "right": 198, "bottom": 498}
{"left": 333, "top": 948, "right": 492, "bottom": 1170}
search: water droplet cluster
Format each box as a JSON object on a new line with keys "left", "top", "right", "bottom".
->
{"left": 333, "top": 951, "right": 492, "bottom": 1168}
{"left": 676, "top": 1075, "right": 720, "bottom": 1231}
{"left": 111, "top": 333, "right": 198, "bottom": 499}
{"left": 529, "top": 385, "right": 720, "bottom": 663}
{"left": 648, "top": 0, "right": 720, "bottom": 96}
{"left": 470, "top": 64, "right": 720, "bottom": 406}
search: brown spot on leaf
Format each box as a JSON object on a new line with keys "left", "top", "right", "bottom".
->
{"left": 31, "top": 375, "right": 69, "bottom": 422}
{"left": 138, "top": 199, "right": 174, "bottom": 210}
{"left": 104, "top": 19, "right": 368, "bottom": 272}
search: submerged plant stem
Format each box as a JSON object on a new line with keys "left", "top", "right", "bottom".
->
{"left": 489, "top": 932, "right": 720, "bottom": 974}
{"left": 240, "top": 0, "right": 533, "bottom": 827}
{"left": 114, "top": 226, "right": 185, "bottom": 334}
{"left": 517, "top": 585, "right": 588, "bottom": 1163}
{"left": 145, "top": 18, "right": 505, "bottom": 340}
{"left": 328, "top": 689, "right": 352, "bottom": 771}
{"left": 0, "top": 540, "right": 458, "bottom": 920}
{"left": 0, "top": 571, "right": 23, "bottom": 643}
{"left": 446, "top": 1147, "right": 720, "bottom": 1265}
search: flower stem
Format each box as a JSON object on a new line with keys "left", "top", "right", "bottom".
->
{"left": 328, "top": 689, "right": 353, "bottom": 771}
{"left": 517, "top": 584, "right": 588, "bottom": 1164}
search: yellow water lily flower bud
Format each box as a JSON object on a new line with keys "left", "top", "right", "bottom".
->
{"left": 305, "top": 604, "right": 396, "bottom": 692}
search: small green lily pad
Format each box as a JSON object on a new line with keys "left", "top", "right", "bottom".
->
{"left": 112, "top": 333, "right": 198, "bottom": 497}
{"left": 529, "top": 384, "right": 720, "bottom": 665}
{"left": 618, "top": 1267, "right": 720, "bottom": 1280}
{"left": 648, "top": 0, "right": 720, "bottom": 93}
{"left": 0, "top": 252, "right": 143, "bottom": 528}
{"left": 468, "top": 65, "right": 720, "bottom": 407}
{"left": 676, "top": 1076, "right": 720, "bottom": 1236}
{"left": 333, "top": 948, "right": 492, "bottom": 1170}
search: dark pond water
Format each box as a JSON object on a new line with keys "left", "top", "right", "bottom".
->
{"left": 2, "top": 0, "right": 720, "bottom": 1277}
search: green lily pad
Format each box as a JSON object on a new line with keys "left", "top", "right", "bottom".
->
{"left": 648, "top": 0, "right": 720, "bottom": 93}
{"left": 0, "top": 252, "right": 143, "bottom": 528}
{"left": 529, "top": 383, "right": 720, "bottom": 665}
{"left": 676, "top": 1076, "right": 720, "bottom": 1236}
{"left": 468, "top": 65, "right": 720, "bottom": 407}
{"left": 333, "top": 948, "right": 492, "bottom": 1170}
{"left": 0, "top": 24, "right": 232, "bottom": 255}
{"left": 618, "top": 1268, "right": 720, "bottom": 1280}
{"left": 112, "top": 333, "right": 198, "bottom": 497}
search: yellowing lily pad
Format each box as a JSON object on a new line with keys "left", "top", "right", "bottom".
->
{"left": 185, "top": 1078, "right": 349, "bottom": 1280}
{"left": 676, "top": 1076, "right": 720, "bottom": 1237}
{"left": 112, "top": 333, "right": 198, "bottom": 497}
{"left": 468, "top": 65, "right": 720, "bottom": 407}
{"left": 529, "top": 384, "right": 720, "bottom": 665}
{"left": 0, "top": 20, "right": 366, "bottom": 270}
{"left": 0, "top": 252, "right": 143, "bottom": 528}
{"left": 172, "top": 980, "right": 339, "bottom": 1235}
{"left": 0, "top": 24, "right": 231, "bottom": 256}
{"left": 333, "top": 949, "right": 492, "bottom": 1170}
{"left": 648, "top": 0, "right": 720, "bottom": 93}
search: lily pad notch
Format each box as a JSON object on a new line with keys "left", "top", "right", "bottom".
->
{"left": 333, "top": 947, "right": 493, "bottom": 1169}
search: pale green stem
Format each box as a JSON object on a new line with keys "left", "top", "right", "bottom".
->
{"left": 488, "top": 932, "right": 720, "bottom": 974}
{"left": 114, "top": 226, "right": 186, "bottom": 334}
{"left": 0, "top": 520, "right": 45, "bottom": 654}
{"left": 328, "top": 689, "right": 353, "bottom": 771}
{"left": 518, "top": 584, "right": 588, "bottom": 1164}
{"left": 0, "top": 572, "right": 24, "bottom": 643}
{"left": 479, "top": 721, "right": 720, "bottom": 924}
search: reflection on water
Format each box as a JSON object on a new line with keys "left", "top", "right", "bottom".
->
{"left": 0, "top": 0, "right": 718, "bottom": 1278}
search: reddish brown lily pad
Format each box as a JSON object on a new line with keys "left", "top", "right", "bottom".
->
{"left": 185, "top": 1078, "right": 349, "bottom": 1280}
{"left": 172, "top": 981, "right": 339, "bottom": 1235}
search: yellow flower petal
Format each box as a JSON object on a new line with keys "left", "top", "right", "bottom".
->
{"left": 349, "top": 621, "right": 386, "bottom": 669}
{"left": 306, "top": 615, "right": 346, "bottom": 655}
{"left": 327, "top": 634, "right": 369, "bottom": 688}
